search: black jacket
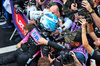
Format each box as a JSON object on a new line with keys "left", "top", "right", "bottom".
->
{"left": 0, "top": 44, "right": 39, "bottom": 66}
{"left": 92, "top": 49, "right": 100, "bottom": 66}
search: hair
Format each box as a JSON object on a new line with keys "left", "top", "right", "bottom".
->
{"left": 38, "top": 57, "right": 51, "bottom": 66}
{"left": 47, "top": 1, "right": 57, "bottom": 7}
{"left": 23, "top": 23, "right": 34, "bottom": 31}
{"left": 64, "top": 62, "right": 75, "bottom": 66}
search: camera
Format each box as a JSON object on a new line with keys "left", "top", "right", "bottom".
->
{"left": 15, "top": 1, "right": 36, "bottom": 15}
{"left": 15, "top": 6, "right": 27, "bottom": 14}
{"left": 57, "top": 50, "right": 74, "bottom": 65}
{"left": 78, "top": 11, "right": 93, "bottom": 23}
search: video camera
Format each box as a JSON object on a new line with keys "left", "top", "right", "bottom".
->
{"left": 27, "top": 9, "right": 50, "bottom": 21}
{"left": 14, "top": 3, "right": 50, "bottom": 21}
{"left": 14, "top": 1, "right": 37, "bottom": 14}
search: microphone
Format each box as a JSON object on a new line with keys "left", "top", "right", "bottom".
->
{"left": 66, "top": 8, "right": 85, "bottom": 15}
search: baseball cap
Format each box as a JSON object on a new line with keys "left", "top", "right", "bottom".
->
{"left": 47, "top": 1, "right": 57, "bottom": 7}
{"left": 64, "top": 28, "right": 82, "bottom": 43}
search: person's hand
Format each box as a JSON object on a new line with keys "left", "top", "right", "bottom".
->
{"left": 70, "top": 51, "right": 83, "bottom": 66}
{"left": 70, "top": 51, "right": 77, "bottom": 59}
{"left": 94, "top": 38, "right": 100, "bottom": 46}
{"left": 81, "top": 0, "right": 92, "bottom": 11}
{"left": 28, "top": 19, "right": 36, "bottom": 25}
{"left": 37, "top": 38, "right": 48, "bottom": 45}
{"left": 36, "top": 0, "right": 39, "bottom": 4}
{"left": 50, "top": 32, "right": 54, "bottom": 36}
{"left": 71, "top": 3, "right": 78, "bottom": 10}
{"left": 16, "top": 40, "right": 23, "bottom": 48}
{"left": 78, "top": 18, "right": 87, "bottom": 27}
{"left": 91, "top": 63, "right": 95, "bottom": 66}
{"left": 59, "top": 18, "right": 63, "bottom": 27}
{"left": 16, "top": 44, "right": 21, "bottom": 48}
{"left": 63, "top": 0, "right": 67, "bottom": 4}
{"left": 48, "top": 54, "right": 55, "bottom": 63}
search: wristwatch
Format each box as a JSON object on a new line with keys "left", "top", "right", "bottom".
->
{"left": 61, "top": 25, "right": 65, "bottom": 29}
{"left": 89, "top": 9, "right": 95, "bottom": 14}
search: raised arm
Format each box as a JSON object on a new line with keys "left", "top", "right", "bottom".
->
{"left": 81, "top": 19, "right": 100, "bottom": 62}
{"left": 80, "top": 19, "right": 93, "bottom": 55}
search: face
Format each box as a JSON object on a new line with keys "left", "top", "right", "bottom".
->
{"left": 70, "top": 42, "right": 81, "bottom": 49}
{"left": 49, "top": 6, "right": 60, "bottom": 17}
{"left": 78, "top": 15, "right": 85, "bottom": 19}
{"left": 49, "top": 9, "right": 58, "bottom": 16}
{"left": 94, "top": 38, "right": 100, "bottom": 46}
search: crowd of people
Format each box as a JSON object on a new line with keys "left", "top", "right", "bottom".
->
{"left": 0, "top": 0, "right": 100, "bottom": 66}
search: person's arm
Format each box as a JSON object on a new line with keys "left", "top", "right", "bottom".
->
{"left": 52, "top": 30, "right": 61, "bottom": 35}
{"left": 70, "top": 51, "right": 83, "bottom": 66}
{"left": 80, "top": 19, "right": 93, "bottom": 55}
{"left": 37, "top": 38, "right": 66, "bottom": 51}
{"left": 16, "top": 40, "right": 23, "bottom": 48}
{"left": 87, "top": 23, "right": 97, "bottom": 41}
{"left": 57, "top": 18, "right": 67, "bottom": 33}
{"left": 16, "top": 33, "right": 30, "bottom": 48}
{"left": 81, "top": 19, "right": 100, "bottom": 61}
{"left": 91, "top": 13, "right": 100, "bottom": 29}
{"left": 87, "top": 23, "right": 100, "bottom": 49}
{"left": 82, "top": 1, "right": 100, "bottom": 29}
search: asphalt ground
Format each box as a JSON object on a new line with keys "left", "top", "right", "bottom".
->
{"left": 0, "top": 22, "right": 16, "bottom": 48}
{"left": 0, "top": 21, "right": 17, "bottom": 66}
